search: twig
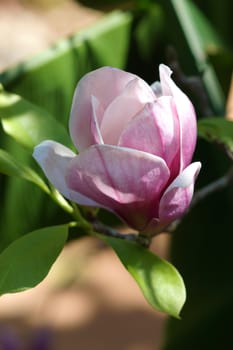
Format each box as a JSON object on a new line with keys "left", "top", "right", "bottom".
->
{"left": 167, "top": 166, "right": 233, "bottom": 232}
{"left": 75, "top": 166, "right": 233, "bottom": 243}
{"left": 190, "top": 166, "right": 233, "bottom": 208}
{"left": 75, "top": 168, "right": 233, "bottom": 244}
{"left": 92, "top": 222, "right": 151, "bottom": 248}
{"left": 81, "top": 168, "right": 233, "bottom": 243}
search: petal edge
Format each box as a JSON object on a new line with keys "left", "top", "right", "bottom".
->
{"left": 159, "top": 162, "right": 201, "bottom": 224}
{"left": 33, "top": 140, "right": 99, "bottom": 206}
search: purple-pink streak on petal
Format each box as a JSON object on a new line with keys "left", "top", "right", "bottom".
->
{"left": 66, "top": 144, "right": 170, "bottom": 231}
{"left": 158, "top": 162, "right": 201, "bottom": 224}
{"left": 90, "top": 95, "right": 104, "bottom": 145}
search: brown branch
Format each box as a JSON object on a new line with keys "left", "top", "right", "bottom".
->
{"left": 92, "top": 221, "right": 151, "bottom": 248}
{"left": 82, "top": 167, "right": 233, "bottom": 244}
{"left": 88, "top": 167, "right": 233, "bottom": 242}
{"left": 190, "top": 166, "right": 233, "bottom": 208}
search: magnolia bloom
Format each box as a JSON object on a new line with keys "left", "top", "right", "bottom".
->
{"left": 33, "top": 65, "right": 201, "bottom": 235}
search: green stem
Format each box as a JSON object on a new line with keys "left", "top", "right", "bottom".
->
{"left": 50, "top": 187, "right": 74, "bottom": 215}
{"left": 71, "top": 202, "right": 93, "bottom": 233}
{"left": 49, "top": 189, "right": 150, "bottom": 247}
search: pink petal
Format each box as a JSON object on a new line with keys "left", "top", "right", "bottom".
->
{"left": 69, "top": 67, "right": 139, "bottom": 151}
{"left": 90, "top": 95, "right": 104, "bottom": 145}
{"left": 158, "top": 162, "right": 201, "bottom": 225}
{"left": 140, "top": 217, "right": 166, "bottom": 236}
{"left": 100, "top": 77, "right": 155, "bottom": 145}
{"left": 66, "top": 144, "right": 170, "bottom": 231}
{"left": 159, "top": 64, "right": 197, "bottom": 170}
{"left": 150, "top": 81, "right": 162, "bottom": 97}
{"left": 118, "top": 97, "right": 180, "bottom": 174}
{"left": 33, "top": 141, "right": 99, "bottom": 206}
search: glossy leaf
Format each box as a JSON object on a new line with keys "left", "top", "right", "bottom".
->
{"left": 0, "top": 89, "right": 72, "bottom": 150}
{"left": 0, "top": 148, "right": 49, "bottom": 193}
{"left": 100, "top": 235, "right": 186, "bottom": 317}
{"left": 198, "top": 117, "right": 233, "bottom": 153}
{"left": 0, "top": 225, "right": 68, "bottom": 294}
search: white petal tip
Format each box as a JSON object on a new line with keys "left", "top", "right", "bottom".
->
{"left": 159, "top": 64, "right": 172, "bottom": 77}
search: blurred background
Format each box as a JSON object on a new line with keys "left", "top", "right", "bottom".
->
{"left": 0, "top": 1, "right": 170, "bottom": 349}
{"left": 0, "top": 0, "right": 232, "bottom": 349}
{"left": 0, "top": 0, "right": 103, "bottom": 72}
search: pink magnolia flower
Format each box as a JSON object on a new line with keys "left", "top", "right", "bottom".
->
{"left": 33, "top": 65, "right": 201, "bottom": 235}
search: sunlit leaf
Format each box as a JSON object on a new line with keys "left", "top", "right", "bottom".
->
{"left": 166, "top": 0, "right": 226, "bottom": 113}
{"left": 198, "top": 117, "right": 233, "bottom": 154}
{"left": 0, "top": 148, "right": 50, "bottom": 193}
{"left": 0, "top": 89, "right": 72, "bottom": 150}
{"left": 100, "top": 235, "right": 186, "bottom": 317}
{"left": 0, "top": 225, "right": 68, "bottom": 294}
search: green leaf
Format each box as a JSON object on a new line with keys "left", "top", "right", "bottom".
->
{"left": 198, "top": 117, "right": 233, "bottom": 153}
{"left": 0, "top": 89, "right": 72, "bottom": 150}
{"left": 0, "top": 225, "right": 68, "bottom": 294}
{"left": 100, "top": 235, "right": 186, "bottom": 318}
{"left": 164, "top": 0, "right": 226, "bottom": 113}
{"left": 0, "top": 148, "right": 50, "bottom": 193}
{"left": 134, "top": 4, "right": 164, "bottom": 61}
